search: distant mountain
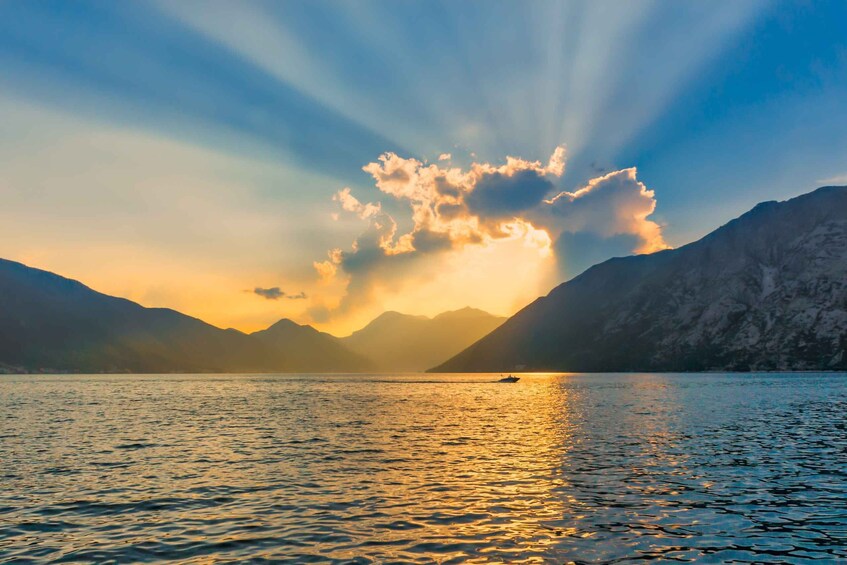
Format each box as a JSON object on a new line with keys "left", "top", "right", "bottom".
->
{"left": 342, "top": 308, "right": 505, "bottom": 371}
{"left": 0, "top": 259, "right": 366, "bottom": 373}
{"left": 251, "top": 319, "right": 373, "bottom": 372}
{"left": 433, "top": 186, "right": 847, "bottom": 372}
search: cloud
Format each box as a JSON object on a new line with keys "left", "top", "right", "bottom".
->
{"left": 334, "top": 187, "right": 381, "bottom": 219}
{"left": 465, "top": 169, "right": 555, "bottom": 217}
{"left": 817, "top": 173, "right": 847, "bottom": 186}
{"left": 542, "top": 168, "right": 667, "bottom": 253}
{"left": 254, "top": 287, "right": 284, "bottom": 300}
{"left": 314, "top": 146, "right": 667, "bottom": 319}
{"left": 253, "top": 287, "right": 307, "bottom": 300}
{"left": 438, "top": 153, "right": 452, "bottom": 161}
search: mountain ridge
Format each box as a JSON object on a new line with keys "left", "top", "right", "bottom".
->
{"left": 0, "top": 258, "right": 368, "bottom": 373}
{"left": 250, "top": 317, "right": 374, "bottom": 372}
{"left": 432, "top": 185, "right": 847, "bottom": 372}
{"left": 0, "top": 257, "right": 268, "bottom": 373}
{"left": 0, "top": 258, "right": 503, "bottom": 373}
{"left": 340, "top": 307, "right": 506, "bottom": 372}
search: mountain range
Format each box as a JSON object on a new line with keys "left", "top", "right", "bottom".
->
{"left": 0, "top": 259, "right": 500, "bottom": 373}
{"left": 434, "top": 185, "right": 847, "bottom": 372}
{"left": 3, "top": 186, "right": 846, "bottom": 374}
{"left": 340, "top": 309, "right": 505, "bottom": 371}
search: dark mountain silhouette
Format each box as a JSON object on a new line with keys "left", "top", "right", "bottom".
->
{"left": 0, "top": 258, "right": 500, "bottom": 373}
{"left": 433, "top": 186, "right": 847, "bottom": 372}
{"left": 251, "top": 319, "right": 373, "bottom": 372}
{"left": 0, "top": 259, "right": 367, "bottom": 373}
{"left": 341, "top": 308, "right": 505, "bottom": 371}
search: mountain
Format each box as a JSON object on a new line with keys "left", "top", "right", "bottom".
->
{"left": 251, "top": 319, "right": 373, "bottom": 372}
{"left": 341, "top": 308, "right": 505, "bottom": 371}
{"left": 0, "top": 258, "right": 271, "bottom": 373}
{"left": 433, "top": 186, "right": 847, "bottom": 372}
{"left": 0, "top": 259, "right": 366, "bottom": 373}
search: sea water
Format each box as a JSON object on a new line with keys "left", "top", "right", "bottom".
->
{"left": 1, "top": 373, "right": 846, "bottom": 563}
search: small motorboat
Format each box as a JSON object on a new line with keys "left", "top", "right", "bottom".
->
{"left": 497, "top": 375, "right": 520, "bottom": 383}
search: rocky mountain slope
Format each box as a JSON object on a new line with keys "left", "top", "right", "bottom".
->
{"left": 433, "top": 186, "right": 847, "bottom": 372}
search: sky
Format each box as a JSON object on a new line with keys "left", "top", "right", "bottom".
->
{"left": 1, "top": 0, "right": 846, "bottom": 335}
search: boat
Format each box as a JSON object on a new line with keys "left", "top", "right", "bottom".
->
{"left": 497, "top": 375, "right": 520, "bottom": 383}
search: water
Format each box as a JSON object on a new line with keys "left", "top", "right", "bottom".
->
{"left": 1, "top": 373, "right": 846, "bottom": 563}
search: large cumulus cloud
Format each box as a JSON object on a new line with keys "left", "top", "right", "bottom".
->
{"left": 314, "top": 146, "right": 667, "bottom": 317}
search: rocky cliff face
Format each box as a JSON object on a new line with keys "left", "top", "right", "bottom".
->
{"left": 433, "top": 186, "right": 847, "bottom": 372}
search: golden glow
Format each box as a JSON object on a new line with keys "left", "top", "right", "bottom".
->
{"left": 0, "top": 98, "right": 325, "bottom": 335}
{"left": 311, "top": 231, "right": 557, "bottom": 336}
{"left": 1, "top": 101, "right": 667, "bottom": 336}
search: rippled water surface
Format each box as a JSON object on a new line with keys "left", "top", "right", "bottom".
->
{"left": 2, "top": 373, "right": 847, "bottom": 563}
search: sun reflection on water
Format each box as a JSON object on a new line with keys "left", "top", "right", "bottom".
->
{"left": 1, "top": 372, "right": 846, "bottom": 562}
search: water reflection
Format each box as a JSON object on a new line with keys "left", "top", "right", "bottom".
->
{"left": 1, "top": 373, "right": 846, "bottom": 562}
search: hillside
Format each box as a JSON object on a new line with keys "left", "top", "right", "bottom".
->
{"left": 433, "top": 186, "right": 847, "bottom": 372}
{"left": 0, "top": 259, "right": 363, "bottom": 373}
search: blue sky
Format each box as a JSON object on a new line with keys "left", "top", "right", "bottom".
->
{"left": 1, "top": 0, "right": 846, "bottom": 333}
